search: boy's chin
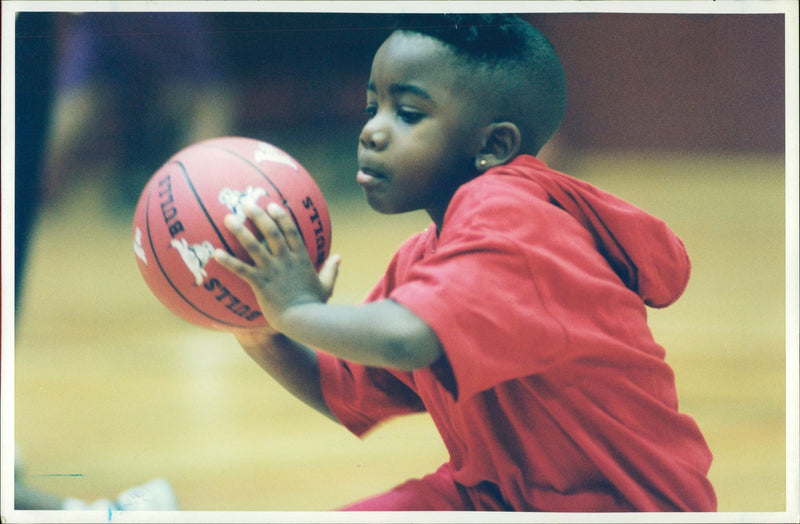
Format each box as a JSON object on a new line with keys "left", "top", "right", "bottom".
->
{"left": 361, "top": 193, "right": 394, "bottom": 215}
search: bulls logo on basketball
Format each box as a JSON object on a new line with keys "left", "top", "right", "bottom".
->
{"left": 253, "top": 142, "right": 298, "bottom": 171}
{"left": 218, "top": 186, "right": 268, "bottom": 224}
{"left": 170, "top": 238, "right": 215, "bottom": 286}
{"left": 133, "top": 227, "right": 147, "bottom": 265}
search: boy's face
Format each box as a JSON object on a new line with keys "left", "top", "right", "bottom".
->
{"left": 357, "top": 31, "right": 486, "bottom": 222}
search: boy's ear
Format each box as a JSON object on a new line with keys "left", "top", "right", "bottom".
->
{"left": 476, "top": 122, "right": 521, "bottom": 171}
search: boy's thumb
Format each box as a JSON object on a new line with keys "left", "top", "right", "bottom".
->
{"left": 318, "top": 254, "right": 341, "bottom": 300}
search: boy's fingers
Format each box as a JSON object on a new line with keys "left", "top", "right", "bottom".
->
{"left": 224, "top": 213, "right": 268, "bottom": 259}
{"left": 318, "top": 254, "right": 341, "bottom": 300}
{"left": 243, "top": 199, "right": 285, "bottom": 255}
{"left": 267, "top": 202, "right": 304, "bottom": 253}
{"left": 213, "top": 249, "right": 253, "bottom": 280}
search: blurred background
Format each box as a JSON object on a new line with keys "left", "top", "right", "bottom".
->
{"left": 9, "top": 7, "right": 792, "bottom": 517}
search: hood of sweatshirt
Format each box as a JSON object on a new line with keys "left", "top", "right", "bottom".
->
{"left": 505, "top": 155, "right": 690, "bottom": 308}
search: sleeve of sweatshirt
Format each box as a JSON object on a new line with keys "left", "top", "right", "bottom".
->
{"left": 390, "top": 172, "right": 668, "bottom": 402}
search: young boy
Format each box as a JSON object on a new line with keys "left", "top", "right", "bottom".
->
{"left": 213, "top": 14, "right": 717, "bottom": 512}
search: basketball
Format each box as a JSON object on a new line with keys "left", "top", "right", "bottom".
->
{"left": 132, "top": 137, "right": 332, "bottom": 330}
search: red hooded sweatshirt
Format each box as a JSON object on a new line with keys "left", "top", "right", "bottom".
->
{"left": 318, "top": 154, "right": 717, "bottom": 511}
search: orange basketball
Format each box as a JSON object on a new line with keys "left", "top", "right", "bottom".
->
{"left": 132, "top": 137, "right": 331, "bottom": 330}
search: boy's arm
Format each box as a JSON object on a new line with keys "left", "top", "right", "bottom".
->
{"left": 277, "top": 299, "right": 443, "bottom": 371}
{"left": 214, "top": 199, "right": 444, "bottom": 372}
{"left": 232, "top": 327, "right": 338, "bottom": 422}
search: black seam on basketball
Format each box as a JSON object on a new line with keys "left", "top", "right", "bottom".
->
{"left": 176, "top": 161, "right": 236, "bottom": 256}
{"left": 144, "top": 183, "right": 243, "bottom": 329}
{"left": 198, "top": 143, "right": 308, "bottom": 248}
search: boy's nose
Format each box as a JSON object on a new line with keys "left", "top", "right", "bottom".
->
{"left": 359, "top": 124, "right": 388, "bottom": 151}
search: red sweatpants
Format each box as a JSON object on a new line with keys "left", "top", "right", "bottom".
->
{"left": 339, "top": 464, "right": 510, "bottom": 511}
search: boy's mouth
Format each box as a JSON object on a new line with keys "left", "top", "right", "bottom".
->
{"left": 356, "top": 167, "right": 385, "bottom": 187}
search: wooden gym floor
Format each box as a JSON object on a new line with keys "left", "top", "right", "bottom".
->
{"left": 10, "top": 150, "right": 790, "bottom": 516}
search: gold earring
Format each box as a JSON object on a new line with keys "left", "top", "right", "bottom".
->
{"left": 479, "top": 159, "right": 487, "bottom": 167}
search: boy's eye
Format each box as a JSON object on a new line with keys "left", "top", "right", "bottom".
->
{"left": 397, "top": 108, "right": 424, "bottom": 124}
{"left": 364, "top": 105, "right": 377, "bottom": 119}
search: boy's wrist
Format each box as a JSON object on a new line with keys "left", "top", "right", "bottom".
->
{"left": 232, "top": 325, "right": 283, "bottom": 350}
{"left": 271, "top": 298, "right": 323, "bottom": 336}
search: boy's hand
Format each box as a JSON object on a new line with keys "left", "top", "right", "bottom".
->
{"left": 213, "top": 199, "right": 340, "bottom": 333}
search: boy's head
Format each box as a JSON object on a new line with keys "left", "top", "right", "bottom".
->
{"left": 392, "top": 14, "right": 566, "bottom": 155}
{"left": 357, "top": 14, "right": 566, "bottom": 223}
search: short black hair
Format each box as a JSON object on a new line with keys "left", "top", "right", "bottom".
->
{"left": 392, "top": 13, "right": 566, "bottom": 154}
